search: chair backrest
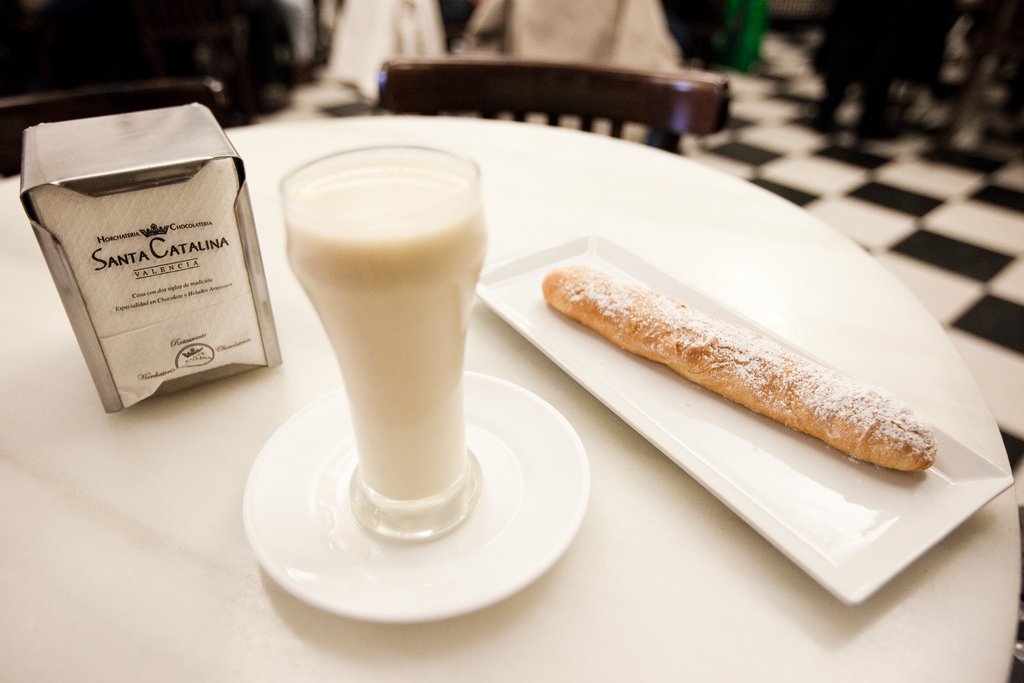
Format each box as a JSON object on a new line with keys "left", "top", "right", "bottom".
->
{"left": 0, "top": 77, "right": 229, "bottom": 177}
{"left": 378, "top": 57, "right": 730, "bottom": 151}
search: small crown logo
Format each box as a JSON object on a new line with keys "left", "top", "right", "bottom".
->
{"left": 139, "top": 223, "right": 170, "bottom": 237}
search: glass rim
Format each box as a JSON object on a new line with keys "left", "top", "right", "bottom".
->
{"left": 279, "top": 144, "right": 481, "bottom": 204}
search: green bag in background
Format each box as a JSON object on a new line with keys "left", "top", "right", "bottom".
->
{"left": 713, "top": 0, "right": 770, "bottom": 73}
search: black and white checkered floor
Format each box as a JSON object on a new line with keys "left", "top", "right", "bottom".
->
{"left": 688, "top": 31, "right": 1024, "bottom": 485}
{"left": 270, "top": 29, "right": 1024, "bottom": 484}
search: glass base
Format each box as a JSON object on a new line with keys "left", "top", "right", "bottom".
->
{"left": 349, "top": 451, "right": 482, "bottom": 542}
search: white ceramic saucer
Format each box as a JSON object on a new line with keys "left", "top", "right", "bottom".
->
{"left": 243, "top": 372, "right": 589, "bottom": 623}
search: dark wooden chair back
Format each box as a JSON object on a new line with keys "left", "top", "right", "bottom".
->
{"left": 0, "top": 77, "right": 229, "bottom": 177}
{"left": 379, "top": 58, "right": 730, "bottom": 152}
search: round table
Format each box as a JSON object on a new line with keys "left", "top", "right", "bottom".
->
{"left": 0, "top": 116, "right": 1017, "bottom": 682}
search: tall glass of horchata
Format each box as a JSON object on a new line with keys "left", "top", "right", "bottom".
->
{"left": 281, "top": 146, "right": 487, "bottom": 541}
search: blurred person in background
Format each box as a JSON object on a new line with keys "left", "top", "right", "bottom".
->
{"left": 814, "top": 0, "right": 955, "bottom": 139}
{"left": 438, "top": 0, "right": 476, "bottom": 25}
{"left": 462, "top": 0, "right": 680, "bottom": 70}
{"left": 660, "top": 0, "right": 720, "bottom": 66}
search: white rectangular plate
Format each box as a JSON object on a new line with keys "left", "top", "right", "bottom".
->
{"left": 477, "top": 235, "right": 1012, "bottom": 603}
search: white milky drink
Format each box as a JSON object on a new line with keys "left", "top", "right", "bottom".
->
{"left": 283, "top": 148, "right": 486, "bottom": 523}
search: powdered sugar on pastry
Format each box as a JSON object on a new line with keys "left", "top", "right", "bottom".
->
{"left": 542, "top": 264, "right": 936, "bottom": 472}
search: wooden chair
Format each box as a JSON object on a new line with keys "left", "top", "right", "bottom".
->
{"left": 0, "top": 77, "right": 229, "bottom": 177}
{"left": 378, "top": 58, "right": 730, "bottom": 152}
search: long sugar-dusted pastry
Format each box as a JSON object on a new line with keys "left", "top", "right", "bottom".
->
{"left": 542, "top": 265, "right": 936, "bottom": 472}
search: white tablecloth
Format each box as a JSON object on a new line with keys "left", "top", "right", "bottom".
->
{"left": 0, "top": 116, "right": 1017, "bottom": 682}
